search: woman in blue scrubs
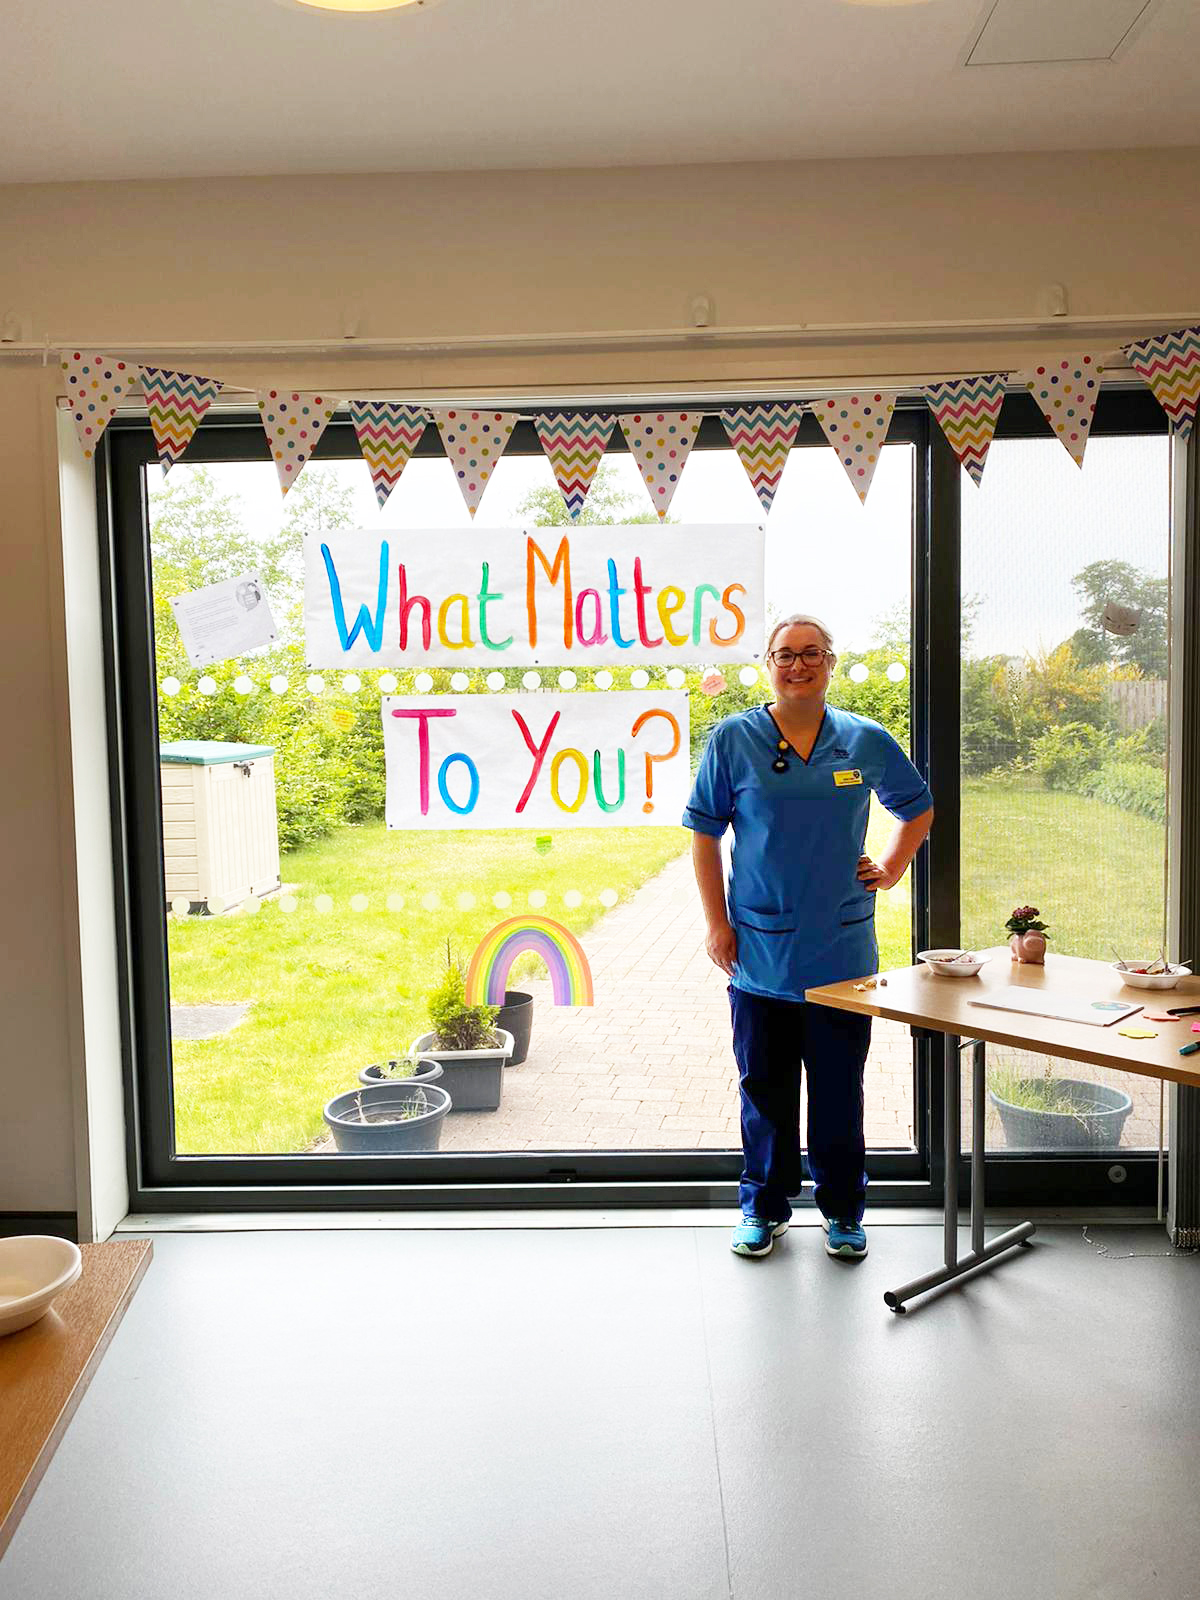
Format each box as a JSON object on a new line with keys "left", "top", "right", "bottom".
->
{"left": 683, "top": 614, "right": 934, "bottom": 1260}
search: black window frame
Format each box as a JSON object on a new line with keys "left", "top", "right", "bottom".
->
{"left": 97, "top": 388, "right": 1171, "bottom": 1213}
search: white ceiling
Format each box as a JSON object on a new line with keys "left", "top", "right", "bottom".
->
{"left": 1, "top": 0, "right": 1196, "bottom": 184}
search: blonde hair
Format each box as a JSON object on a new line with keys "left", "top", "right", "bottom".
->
{"left": 766, "top": 613, "right": 835, "bottom": 654}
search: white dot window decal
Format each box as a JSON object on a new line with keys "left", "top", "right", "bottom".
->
{"left": 415, "top": 672, "right": 434, "bottom": 693}
{"left": 493, "top": 891, "right": 512, "bottom": 909}
{"left": 378, "top": 672, "right": 398, "bottom": 693}
{"left": 456, "top": 891, "right": 476, "bottom": 911}
{"left": 738, "top": 666, "right": 759, "bottom": 686}
{"left": 350, "top": 893, "right": 368, "bottom": 912}
{"left": 306, "top": 674, "right": 325, "bottom": 695}
{"left": 666, "top": 668, "right": 686, "bottom": 688}
{"left": 314, "top": 894, "right": 334, "bottom": 913}
{"left": 522, "top": 671, "right": 541, "bottom": 690}
{"left": 528, "top": 889, "right": 547, "bottom": 909}
{"left": 386, "top": 892, "right": 405, "bottom": 912}
{"left": 279, "top": 894, "right": 298, "bottom": 913}
{"left": 170, "top": 896, "right": 190, "bottom": 917}
{"left": 594, "top": 670, "right": 613, "bottom": 690}
{"left": 160, "top": 677, "right": 181, "bottom": 698}
{"left": 269, "top": 675, "right": 288, "bottom": 695}
{"left": 207, "top": 895, "right": 227, "bottom": 915}
{"left": 487, "top": 671, "right": 505, "bottom": 691}
{"left": 242, "top": 898, "right": 260, "bottom": 915}
{"left": 342, "top": 673, "right": 362, "bottom": 693}
{"left": 886, "top": 661, "right": 907, "bottom": 682}
{"left": 630, "top": 669, "right": 650, "bottom": 689}
{"left": 234, "top": 675, "right": 254, "bottom": 696}
{"left": 421, "top": 891, "right": 441, "bottom": 911}
{"left": 563, "top": 889, "right": 583, "bottom": 908}
{"left": 558, "top": 670, "right": 577, "bottom": 689}
{"left": 450, "top": 673, "right": 470, "bottom": 692}
{"left": 198, "top": 675, "right": 217, "bottom": 696}
{"left": 849, "top": 663, "right": 869, "bottom": 683}
{"left": 599, "top": 888, "right": 618, "bottom": 907}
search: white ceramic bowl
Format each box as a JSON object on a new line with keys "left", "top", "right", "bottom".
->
{"left": 1111, "top": 962, "right": 1192, "bottom": 991}
{"left": 917, "top": 949, "right": 988, "bottom": 978}
{"left": 0, "top": 1235, "right": 83, "bottom": 1336}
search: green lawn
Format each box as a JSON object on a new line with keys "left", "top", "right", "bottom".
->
{"left": 169, "top": 825, "right": 688, "bottom": 1154}
{"left": 169, "top": 782, "right": 1166, "bottom": 1155}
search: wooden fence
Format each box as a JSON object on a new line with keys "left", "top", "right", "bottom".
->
{"left": 1106, "top": 679, "right": 1166, "bottom": 729}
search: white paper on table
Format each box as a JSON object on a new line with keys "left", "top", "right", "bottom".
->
{"left": 967, "top": 992, "right": 1143, "bottom": 1028}
{"left": 169, "top": 571, "right": 279, "bottom": 667}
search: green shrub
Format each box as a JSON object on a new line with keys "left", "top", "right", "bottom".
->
{"left": 426, "top": 949, "right": 500, "bottom": 1050}
{"left": 1029, "top": 722, "right": 1112, "bottom": 790}
{"left": 1082, "top": 761, "right": 1167, "bottom": 824}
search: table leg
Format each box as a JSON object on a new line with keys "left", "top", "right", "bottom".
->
{"left": 884, "top": 1033, "right": 1036, "bottom": 1313}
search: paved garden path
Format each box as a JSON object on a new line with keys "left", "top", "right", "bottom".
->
{"left": 440, "top": 851, "right": 1164, "bottom": 1154}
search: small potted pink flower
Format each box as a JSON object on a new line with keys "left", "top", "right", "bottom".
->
{"left": 1006, "top": 905, "right": 1050, "bottom": 964}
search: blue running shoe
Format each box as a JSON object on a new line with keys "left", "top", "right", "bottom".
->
{"left": 823, "top": 1217, "right": 868, "bottom": 1259}
{"left": 731, "top": 1216, "right": 789, "bottom": 1257}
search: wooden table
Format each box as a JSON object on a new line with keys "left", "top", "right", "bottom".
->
{"left": 806, "top": 951, "right": 1200, "bottom": 1313}
{"left": 0, "top": 1239, "right": 152, "bottom": 1559}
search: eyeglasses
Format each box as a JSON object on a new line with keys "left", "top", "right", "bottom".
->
{"left": 767, "top": 647, "right": 834, "bottom": 668}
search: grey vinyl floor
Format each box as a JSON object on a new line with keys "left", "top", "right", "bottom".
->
{"left": 3, "top": 1219, "right": 1200, "bottom": 1600}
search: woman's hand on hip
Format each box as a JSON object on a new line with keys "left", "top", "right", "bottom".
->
{"left": 857, "top": 853, "right": 901, "bottom": 892}
{"left": 705, "top": 920, "right": 738, "bottom": 977}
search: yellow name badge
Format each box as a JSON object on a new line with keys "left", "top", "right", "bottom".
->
{"left": 833, "top": 769, "right": 863, "bottom": 787}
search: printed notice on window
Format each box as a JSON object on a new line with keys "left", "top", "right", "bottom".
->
{"left": 169, "top": 572, "right": 279, "bottom": 667}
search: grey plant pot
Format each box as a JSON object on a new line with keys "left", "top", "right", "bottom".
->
{"left": 988, "top": 1079, "right": 1134, "bottom": 1150}
{"left": 322, "top": 1082, "right": 451, "bottom": 1153}
{"left": 358, "top": 1056, "right": 444, "bottom": 1088}
{"left": 410, "top": 1029, "right": 513, "bottom": 1112}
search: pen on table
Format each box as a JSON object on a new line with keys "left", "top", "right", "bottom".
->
{"left": 1180, "top": 1041, "right": 1200, "bottom": 1057}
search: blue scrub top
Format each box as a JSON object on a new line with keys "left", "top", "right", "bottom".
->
{"left": 682, "top": 704, "right": 933, "bottom": 1002}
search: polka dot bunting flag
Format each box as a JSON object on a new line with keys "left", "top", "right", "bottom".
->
{"left": 256, "top": 390, "right": 340, "bottom": 495}
{"left": 429, "top": 407, "right": 519, "bottom": 518}
{"left": 61, "top": 352, "right": 143, "bottom": 459}
{"left": 618, "top": 411, "right": 702, "bottom": 520}
{"left": 811, "top": 392, "right": 898, "bottom": 504}
{"left": 1013, "top": 354, "right": 1103, "bottom": 468}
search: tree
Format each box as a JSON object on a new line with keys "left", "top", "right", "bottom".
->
{"left": 513, "top": 460, "right": 665, "bottom": 528}
{"left": 1070, "top": 558, "right": 1168, "bottom": 678}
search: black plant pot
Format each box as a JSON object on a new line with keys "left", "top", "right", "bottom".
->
{"left": 322, "top": 1082, "right": 451, "bottom": 1152}
{"left": 494, "top": 991, "right": 534, "bottom": 1066}
{"left": 988, "top": 1079, "right": 1134, "bottom": 1150}
{"left": 358, "top": 1056, "right": 444, "bottom": 1088}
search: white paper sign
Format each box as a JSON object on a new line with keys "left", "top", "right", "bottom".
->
{"left": 305, "top": 525, "right": 764, "bottom": 668}
{"left": 169, "top": 572, "right": 279, "bottom": 667}
{"left": 383, "top": 692, "right": 690, "bottom": 830}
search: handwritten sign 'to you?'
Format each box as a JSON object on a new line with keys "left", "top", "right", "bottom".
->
{"left": 382, "top": 693, "right": 690, "bottom": 830}
{"left": 306, "top": 525, "right": 764, "bottom": 668}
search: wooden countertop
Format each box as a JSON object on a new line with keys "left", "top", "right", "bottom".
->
{"left": 806, "top": 950, "right": 1200, "bottom": 1088}
{"left": 0, "top": 1238, "right": 152, "bottom": 1560}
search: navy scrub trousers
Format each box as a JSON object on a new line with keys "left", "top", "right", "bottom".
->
{"left": 729, "top": 983, "right": 872, "bottom": 1224}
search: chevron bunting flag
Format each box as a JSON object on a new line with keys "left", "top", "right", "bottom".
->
{"left": 720, "top": 404, "right": 804, "bottom": 514}
{"left": 349, "top": 401, "right": 428, "bottom": 509}
{"left": 811, "top": 392, "right": 898, "bottom": 503}
{"left": 619, "top": 410, "right": 702, "bottom": 519}
{"left": 534, "top": 412, "right": 616, "bottom": 519}
{"left": 1125, "top": 325, "right": 1200, "bottom": 440}
{"left": 924, "top": 374, "right": 1007, "bottom": 487}
{"left": 140, "top": 367, "right": 222, "bottom": 472}
{"left": 257, "top": 390, "right": 340, "bottom": 495}
{"left": 1012, "top": 354, "right": 1102, "bottom": 468}
{"left": 61, "top": 352, "right": 142, "bottom": 459}
{"left": 430, "top": 407, "right": 519, "bottom": 518}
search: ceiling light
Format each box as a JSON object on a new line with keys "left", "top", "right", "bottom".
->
{"left": 289, "top": 0, "right": 439, "bottom": 12}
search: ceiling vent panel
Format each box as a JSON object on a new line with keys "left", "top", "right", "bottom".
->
{"left": 966, "top": 0, "right": 1158, "bottom": 65}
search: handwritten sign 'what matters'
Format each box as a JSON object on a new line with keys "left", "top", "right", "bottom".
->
{"left": 306, "top": 526, "right": 764, "bottom": 669}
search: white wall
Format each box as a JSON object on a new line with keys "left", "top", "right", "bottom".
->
{"left": 2, "top": 148, "right": 1198, "bottom": 1219}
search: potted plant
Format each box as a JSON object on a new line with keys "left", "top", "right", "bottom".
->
{"left": 410, "top": 943, "right": 513, "bottom": 1112}
{"left": 987, "top": 1056, "right": 1133, "bottom": 1150}
{"left": 1006, "top": 904, "right": 1050, "bottom": 964}
{"left": 322, "top": 1081, "right": 452, "bottom": 1153}
{"left": 494, "top": 989, "right": 534, "bottom": 1066}
{"left": 358, "top": 1052, "right": 444, "bottom": 1088}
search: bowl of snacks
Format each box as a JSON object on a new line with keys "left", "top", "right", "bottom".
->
{"left": 1111, "top": 960, "right": 1191, "bottom": 991}
{"left": 917, "top": 949, "right": 988, "bottom": 978}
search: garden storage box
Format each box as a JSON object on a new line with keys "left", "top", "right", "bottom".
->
{"left": 159, "top": 740, "right": 280, "bottom": 912}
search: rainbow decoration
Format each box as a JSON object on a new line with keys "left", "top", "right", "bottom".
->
{"left": 536, "top": 412, "right": 616, "bottom": 519}
{"left": 924, "top": 374, "right": 1007, "bottom": 487}
{"left": 720, "top": 403, "right": 804, "bottom": 514}
{"left": 350, "top": 400, "right": 428, "bottom": 509}
{"left": 465, "top": 915, "right": 594, "bottom": 1007}
{"left": 141, "top": 366, "right": 222, "bottom": 472}
{"left": 1125, "top": 324, "right": 1200, "bottom": 441}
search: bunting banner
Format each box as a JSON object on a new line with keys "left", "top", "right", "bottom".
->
{"left": 257, "top": 390, "right": 340, "bottom": 495}
{"left": 720, "top": 403, "right": 805, "bottom": 515}
{"left": 430, "top": 407, "right": 519, "bottom": 518}
{"left": 1124, "top": 325, "right": 1200, "bottom": 442}
{"left": 140, "top": 366, "right": 222, "bottom": 472}
{"left": 812, "top": 391, "right": 898, "bottom": 503}
{"left": 1015, "top": 355, "right": 1102, "bottom": 468}
{"left": 924, "top": 373, "right": 1007, "bottom": 487}
{"left": 349, "top": 400, "right": 428, "bottom": 509}
{"left": 62, "top": 352, "right": 142, "bottom": 459}
{"left": 535, "top": 412, "right": 616, "bottom": 519}
{"left": 619, "top": 410, "right": 702, "bottom": 520}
